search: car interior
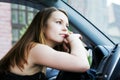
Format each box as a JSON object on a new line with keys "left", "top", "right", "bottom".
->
{"left": 0, "top": 0, "right": 120, "bottom": 80}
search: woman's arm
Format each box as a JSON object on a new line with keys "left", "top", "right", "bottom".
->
{"left": 30, "top": 34, "right": 90, "bottom": 72}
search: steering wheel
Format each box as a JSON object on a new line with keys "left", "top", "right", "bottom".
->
{"left": 96, "top": 44, "right": 120, "bottom": 80}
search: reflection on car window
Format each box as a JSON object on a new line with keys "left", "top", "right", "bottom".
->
{"left": 63, "top": 0, "right": 120, "bottom": 44}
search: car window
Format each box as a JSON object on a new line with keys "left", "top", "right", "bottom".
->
{"left": 63, "top": 0, "right": 120, "bottom": 44}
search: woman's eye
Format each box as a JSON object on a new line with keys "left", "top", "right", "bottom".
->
{"left": 56, "top": 21, "right": 62, "bottom": 24}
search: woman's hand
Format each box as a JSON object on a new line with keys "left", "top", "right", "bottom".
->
{"left": 67, "top": 33, "right": 82, "bottom": 42}
{"left": 62, "top": 32, "right": 83, "bottom": 52}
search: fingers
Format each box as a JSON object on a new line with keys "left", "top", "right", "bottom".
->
{"left": 68, "top": 31, "right": 82, "bottom": 40}
{"left": 68, "top": 33, "right": 83, "bottom": 40}
{"left": 63, "top": 43, "right": 70, "bottom": 52}
{"left": 63, "top": 38, "right": 68, "bottom": 43}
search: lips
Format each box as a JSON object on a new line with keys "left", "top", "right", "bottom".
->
{"left": 60, "top": 33, "right": 68, "bottom": 38}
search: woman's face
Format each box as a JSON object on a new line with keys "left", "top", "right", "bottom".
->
{"left": 44, "top": 11, "right": 69, "bottom": 47}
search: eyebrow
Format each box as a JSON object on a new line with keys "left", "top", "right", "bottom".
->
{"left": 55, "top": 18, "right": 69, "bottom": 26}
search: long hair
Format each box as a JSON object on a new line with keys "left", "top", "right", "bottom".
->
{"left": 0, "top": 7, "right": 68, "bottom": 73}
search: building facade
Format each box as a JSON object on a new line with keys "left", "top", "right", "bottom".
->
{"left": 0, "top": 2, "right": 12, "bottom": 59}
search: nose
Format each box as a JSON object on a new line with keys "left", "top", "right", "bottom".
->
{"left": 62, "top": 25, "right": 68, "bottom": 31}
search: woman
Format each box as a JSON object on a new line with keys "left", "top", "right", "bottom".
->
{"left": 0, "top": 7, "right": 90, "bottom": 80}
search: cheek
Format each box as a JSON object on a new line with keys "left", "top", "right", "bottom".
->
{"left": 46, "top": 28, "right": 59, "bottom": 38}
{"left": 45, "top": 21, "right": 61, "bottom": 39}
{"left": 44, "top": 27, "right": 56, "bottom": 39}
{"left": 45, "top": 28, "right": 62, "bottom": 43}
{"left": 46, "top": 24, "right": 60, "bottom": 35}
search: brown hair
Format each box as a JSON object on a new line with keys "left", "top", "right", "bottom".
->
{"left": 0, "top": 7, "right": 68, "bottom": 73}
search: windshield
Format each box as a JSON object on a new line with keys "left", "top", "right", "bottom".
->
{"left": 64, "top": 0, "right": 120, "bottom": 44}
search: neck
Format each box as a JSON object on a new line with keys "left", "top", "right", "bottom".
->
{"left": 45, "top": 40, "right": 56, "bottom": 48}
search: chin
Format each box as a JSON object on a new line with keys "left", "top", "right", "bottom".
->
{"left": 56, "top": 40, "right": 63, "bottom": 44}
{"left": 54, "top": 38, "right": 64, "bottom": 44}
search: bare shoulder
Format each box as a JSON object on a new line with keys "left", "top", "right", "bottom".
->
{"left": 29, "top": 43, "right": 58, "bottom": 66}
{"left": 29, "top": 43, "right": 56, "bottom": 60}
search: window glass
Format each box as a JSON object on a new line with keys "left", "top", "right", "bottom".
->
{"left": 19, "top": 5, "right": 25, "bottom": 10}
{"left": 19, "top": 11, "right": 26, "bottom": 24}
{"left": 27, "top": 6, "right": 34, "bottom": 11}
{"left": 12, "top": 28, "right": 19, "bottom": 42}
{"left": 12, "top": 10, "right": 18, "bottom": 23}
{"left": 11, "top": 3, "right": 39, "bottom": 43}
{"left": 11, "top": 4, "right": 18, "bottom": 9}
{"left": 28, "top": 12, "right": 33, "bottom": 24}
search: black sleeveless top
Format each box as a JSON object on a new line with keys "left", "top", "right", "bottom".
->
{"left": 0, "top": 71, "right": 47, "bottom": 80}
